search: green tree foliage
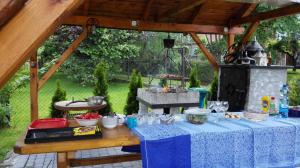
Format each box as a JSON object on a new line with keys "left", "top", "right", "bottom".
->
{"left": 50, "top": 80, "right": 66, "bottom": 118}
{"left": 209, "top": 72, "right": 218, "bottom": 101}
{"left": 189, "top": 66, "right": 200, "bottom": 88}
{"left": 124, "top": 70, "right": 143, "bottom": 115}
{"left": 289, "top": 78, "right": 300, "bottom": 106}
{"left": 94, "top": 62, "right": 112, "bottom": 115}
{"left": 39, "top": 27, "right": 140, "bottom": 86}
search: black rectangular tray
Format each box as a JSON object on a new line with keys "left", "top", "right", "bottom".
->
{"left": 25, "top": 127, "right": 102, "bottom": 144}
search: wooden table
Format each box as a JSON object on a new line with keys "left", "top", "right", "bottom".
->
{"left": 14, "top": 120, "right": 140, "bottom": 168}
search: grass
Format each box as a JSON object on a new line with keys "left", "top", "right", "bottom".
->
{"left": 0, "top": 74, "right": 129, "bottom": 160}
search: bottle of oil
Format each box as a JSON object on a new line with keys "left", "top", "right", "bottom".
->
{"left": 269, "top": 96, "right": 277, "bottom": 116}
{"left": 261, "top": 96, "right": 270, "bottom": 113}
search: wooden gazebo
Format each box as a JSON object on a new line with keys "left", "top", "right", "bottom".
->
{"left": 1, "top": 0, "right": 300, "bottom": 121}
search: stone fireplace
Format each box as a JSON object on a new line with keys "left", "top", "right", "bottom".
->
{"left": 218, "top": 65, "right": 289, "bottom": 112}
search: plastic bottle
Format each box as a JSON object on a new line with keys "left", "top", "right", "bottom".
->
{"left": 261, "top": 96, "right": 270, "bottom": 113}
{"left": 269, "top": 96, "right": 277, "bottom": 116}
{"left": 279, "top": 84, "right": 289, "bottom": 118}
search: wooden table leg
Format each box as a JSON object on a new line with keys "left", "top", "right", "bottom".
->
{"left": 57, "top": 152, "right": 75, "bottom": 168}
{"left": 57, "top": 152, "right": 67, "bottom": 168}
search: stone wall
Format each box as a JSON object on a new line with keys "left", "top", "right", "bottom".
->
{"left": 245, "top": 68, "right": 287, "bottom": 112}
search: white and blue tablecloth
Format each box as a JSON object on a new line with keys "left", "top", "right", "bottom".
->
{"left": 133, "top": 116, "right": 300, "bottom": 168}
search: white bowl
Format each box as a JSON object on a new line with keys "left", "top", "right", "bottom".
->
{"left": 75, "top": 118, "right": 99, "bottom": 126}
{"left": 102, "top": 116, "right": 118, "bottom": 129}
{"left": 244, "top": 111, "right": 269, "bottom": 121}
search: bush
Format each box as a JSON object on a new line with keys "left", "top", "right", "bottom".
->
{"left": 189, "top": 61, "right": 214, "bottom": 85}
{"left": 124, "top": 70, "right": 143, "bottom": 115}
{"left": 159, "top": 78, "right": 167, "bottom": 87}
{"left": 289, "top": 78, "right": 300, "bottom": 106}
{"left": 50, "top": 80, "right": 67, "bottom": 118}
{"left": 0, "top": 105, "right": 10, "bottom": 128}
{"left": 94, "top": 62, "right": 112, "bottom": 115}
{"left": 209, "top": 72, "right": 219, "bottom": 101}
{"left": 189, "top": 67, "right": 200, "bottom": 88}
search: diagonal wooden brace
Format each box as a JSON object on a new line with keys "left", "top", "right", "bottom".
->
{"left": 189, "top": 33, "right": 219, "bottom": 71}
{"left": 38, "top": 28, "right": 88, "bottom": 90}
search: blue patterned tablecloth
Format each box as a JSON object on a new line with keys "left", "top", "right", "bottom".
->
{"left": 133, "top": 115, "right": 300, "bottom": 168}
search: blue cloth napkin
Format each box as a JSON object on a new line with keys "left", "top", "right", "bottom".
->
{"left": 133, "top": 124, "right": 191, "bottom": 168}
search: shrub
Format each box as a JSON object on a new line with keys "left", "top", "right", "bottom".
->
{"left": 289, "top": 78, "right": 300, "bottom": 106}
{"left": 159, "top": 78, "right": 167, "bottom": 87}
{"left": 189, "top": 67, "right": 200, "bottom": 88}
{"left": 0, "top": 105, "right": 10, "bottom": 128}
{"left": 50, "top": 80, "right": 67, "bottom": 118}
{"left": 94, "top": 62, "right": 112, "bottom": 115}
{"left": 209, "top": 72, "right": 219, "bottom": 101}
{"left": 124, "top": 70, "right": 143, "bottom": 115}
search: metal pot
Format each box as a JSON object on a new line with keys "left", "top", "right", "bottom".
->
{"left": 87, "top": 96, "right": 104, "bottom": 105}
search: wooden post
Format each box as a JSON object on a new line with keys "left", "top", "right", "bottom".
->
{"left": 189, "top": 33, "right": 219, "bottom": 71}
{"left": 227, "top": 34, "right": 235, "bottom": 52}
{"left": 30, "top": 53, "right": 38, "bottom": 121}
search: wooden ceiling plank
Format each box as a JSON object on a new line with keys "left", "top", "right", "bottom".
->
{"left": 190, "top": 33, "right": 219, "bottom": 71}
{"left": 191, "top": 0, "right": 207, "bottom": 24}
{"left": 158, "top": 0, "right": 205, "bottom": 22}
{"left": 142, "top": 0, "right": 155, "bottom": 20}
{"left": 64, "top": 15, "right": 244, "bottom": 34}
{"left": 83, "top": 0, "right": 90, "bottom": 16}
{"left": 232, "top": 4, "right": 300, "bottom": 26}
{"left": 0, "top": 0, "right": 84, "bottom": 89}
{"left": 38, "top": 28, "right": 87, "bottom": 90}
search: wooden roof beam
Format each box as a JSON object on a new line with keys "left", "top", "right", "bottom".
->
{"left": 190, "top": 33, "right": 219, "bottom": 71}
{"left": 191, "top": 0, "right": 207, "bottom": 24}
{"left": 38, "top": 28, "right": 87, "bottom": 90}
{"left": 0, "top": 0, "right": 84, "bottom": 89}
{"left": 142, "top": 0, "right": 155, "bottom": 20}
{"left": 158, "top": 0, "right": 205, "bottom": 22}
{"left": 231, "top": 4, "right": 300, "bottom": 26}
{"left": 64, "top": 15, "right": 244, "bottom": 34}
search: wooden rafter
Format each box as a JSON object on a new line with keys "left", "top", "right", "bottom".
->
{"left": 227, "top": 34, "right": 235, "bottom": 52}
{"left": 190, "top": 33, "right": 219, "bottom": 71}
{"left": 241, "top": 21, "right": 260, "bottom": 45}
{"left": 0, "top": 0, "right": 27, "bottom": 28}
{"left": 38, "top": 28, "right": 88, "bottom": 90}
{"left": 0, "top": 0, "right": 84, "bottom": 89}
{"left": 158, "top": 0, "right": 205, "bottom": 22}
{"left": 191, "top": 0, "right": 207, "bottom": 24}
{"left": 142, "top": 0, "right": 155, "bottom": 20}
{"left": 232, "top": 4, "right": 300, "bottom": 26}
{"left": 64, "top": 15, "right": 244, "bottom": 34}
{"left": 30, "top": 53, "right": 38, "bottom": 121}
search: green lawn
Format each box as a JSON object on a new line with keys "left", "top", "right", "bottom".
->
{"left": 0, "top": 74, "right": 129, "bottom": 160}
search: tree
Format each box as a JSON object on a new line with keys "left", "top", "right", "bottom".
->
{"left": 209, "top": 72, "right": 218, "bottom": 101}
{"left": 189, "top": 66, "right": 200, "bottom": 88}
{"left": 94, "top": 62, "right": 112, "bottom": 115}
{"left": 124, "top": 70, "right": 143, "bottom": 115}
{"left": 289, "top": 78, "right": 300, "bottom": 106}
{"left": 50, "top": 80, "right": 66, "bottom": 118}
